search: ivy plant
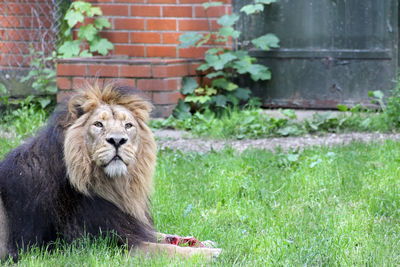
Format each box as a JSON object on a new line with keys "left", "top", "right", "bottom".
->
{"left": 176, "top": 0, "right": 279, "bottom": 118}
{"left": 58, "top": 1, "right": 114, "bottom": 58}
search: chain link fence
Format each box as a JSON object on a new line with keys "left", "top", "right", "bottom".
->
{"left": 0, "top": 0, "right": 69, "bottom": 94}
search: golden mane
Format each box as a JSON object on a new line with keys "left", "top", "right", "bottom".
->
{"left": 63, "top": 82, "right": 156, "bottom": 226}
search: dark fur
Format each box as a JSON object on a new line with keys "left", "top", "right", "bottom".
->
{"left": 0, "top": 105, "right": 156, "bottom": 260}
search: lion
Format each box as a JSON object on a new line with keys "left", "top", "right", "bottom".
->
{"left": 0, "top": 82, "right": 221, "bottom": 261}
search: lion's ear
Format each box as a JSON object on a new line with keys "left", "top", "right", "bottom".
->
{"left": 67, "top": 95, "right": 86, "bottom": 120}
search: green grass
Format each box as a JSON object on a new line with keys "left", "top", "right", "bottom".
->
{"left": 2, "top": 139, "right": 400, "bottom": 265}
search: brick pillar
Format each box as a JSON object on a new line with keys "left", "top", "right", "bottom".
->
{"left": 57, "top": 57, "right": 203, "bottom": 118}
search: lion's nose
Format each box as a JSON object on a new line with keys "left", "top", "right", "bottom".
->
{"left": 106, "top": 136, "right": 128, "bottom": 149}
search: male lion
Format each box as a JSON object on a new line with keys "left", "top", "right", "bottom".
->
{"left": 0, "top": 82, "right": 220, "bottom": 260}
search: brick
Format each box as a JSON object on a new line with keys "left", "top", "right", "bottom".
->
{"left": 72, "top": 77, "right": 90, "bottom": 90}
{"left": 137, "top": 79, "right": 180, "bottom": 91}
{"left": 87, "top": 65, "right": 119, "bottom": 77}
{"left": 105, "top": 78, "right": 135, "bottom": 88}
{"left": 153, "top": 91, "right": 183, "bottom": 105}
{"left": 131, "top": 5, "right": 161, "bottom": 17}
{"left": 57, "top": 77, "right": 72, "bottom": 90}
{"left": 114, "top": 0, "right": 144, "bottom": 2}
{"left": 152, "top": 64, "right": 189, "bottom": 78}
{"left": 7, "top": 29, "right": 35, "bottom": 41}
{"left": 95, "top": 4, "right": 129, "bottom": 16}
{"left": 147, "top": 19, "right": 176, "bottom": 31}
{"left": 114, "top": 18, "right": 145, "bottom": 30}
{"left": 147, "top": 0, "right": 177, "bottom": 3}
{"left": 131, "top": 32, "right": 161, "bottom": 44}
{"left": 87, "top": 0, "right": 113, "bottom": 2}
{"left": 179, "top": 19, "right": 209, "bottom": 31}
{"left": 21, "top": 16, "right": 52, "bottom": 28}
{"left": 195, "top": 6, "right": 227, "bottom": 17}
{"left": 152, "top": 105, "right": 175, "bottom": 118}
{"left": 100, "top": 32, "right": 130, "bottom": 43}
{"left": 120, "top": 65, "right": 151, "bottom": 78}
{"left": 163, "top": 32, "right": 181, "bottom": 44}
{"left": 57, "top": 64, "right": 87, "bottom": 76}
{"left": 114, "top": 45, "right": 145, "bottom": 57}
{"left": 180, "top": 0, "right": 209, "bottom": 3}
{"left": 179, "top": 47, "right": 208, "bottom": 58}
{"left": 0, "top": 16, "right": 20, "bottom": 27}
{"left": 163, "top": 6, "right": 192, "bottom": 17}
{"left": 7, "top": 4, "right": 34, "bottom": 15}
{"left": 147, "top": 46, "right": 177, "bottom": 57}
{"left": 0, "top": 42, "right": 30, "bottom": 54}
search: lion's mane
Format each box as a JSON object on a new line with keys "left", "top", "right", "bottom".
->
{"left": 0, "top": 82, "right": 157, "bottom": 260}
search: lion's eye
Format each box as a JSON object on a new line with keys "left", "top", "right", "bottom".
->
{"left": 94, "top": 121, "right": 103, "bottom": 128}
{"left": 125, "top": 123, "right": 133, "bottom": 130}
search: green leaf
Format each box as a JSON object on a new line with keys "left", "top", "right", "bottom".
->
{"left": 65, "top": 10, "right": 84, "bottom": 28}
{"left": 247, "top": 64, "right": 271, "bottom": 81}
{"left": 219, "top": 52, "right": 237, "bottom": 65}
{"left": 205, "top": 48, "right": 223, "bottom": 56}
{"left": 94, "top": 17, "right": 111, "bottom": 30}
{"left": 217, "top": 14, "right": 239, "bottom": 27}
{"left": 336, "top": 104, "right": 349, "bottom": 112}
{"left": 206, "top": 71, "right": 225, "bottom": 79}
{"left": 256, "top": 0, "right": 276, "bottom": 4}
{"left": 252, "top": 34, "right": 280, "bottom": 50}
{"left": 78, "top": 24, "right": 98, "bottom": 42}
{"left": 203, "top": 2, "right": 223, "bottom": 9}
{"left": 38, "top": 98, "right": 51, "bottom": 108}
{"left": 178, "top": 32, "right": 204, "bottom": 48}
{"left": 197, "top": 63, "right": 210, "bottom": 72}
{"left": 71, "top": 1, "right": 91, "bottom": 12}
{"left": 226, "top": 82, "right": 238, "bottom": 91}
{"left": 181, "top": 77, "right": 198, "bottom": 95}
{"left": 0, "top": 83, "right": 6, "bottom": 94}
{"left": 280, "top": 109, "right": 297, "bottom": 119}
{"left": 58, "top": 40, "right": 81, "bottom": 58}
{"left": 79, "top": 49, "right": 93, "bottom": 58}
{"left": 205, "top": 54, "right": 224, "bottom": 70}
{"left": 173, "top": 99, "right": 192, "bottom": 120}
{"left": 89, "top": 38, "right": 114, "bottom": 55}
{"left": 212, "top": 78, "right": 229, "bottom": 89}
{"left": 86, "top": 6, "right": 102, "bottom": 17}
{"left": 240, "top": 4, "right": 264, "bottom": 15}
{"left": 212, "top": 95, "right": 228, "bottom": 107}
{"left": 185, "top": 95, "right": 211, "bottom": 104}
{"left": 45, "top": 84, "right": 58, "bottom": 94}
{"left": 218, "top": 26, "right": 241, "bottom": 39}
{"left": 233, "top": 88, "right": 251, "bottom": 101}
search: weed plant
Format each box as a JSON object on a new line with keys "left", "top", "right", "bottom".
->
{"left": 151, "top": 107, "right": 391, "bottom": 139}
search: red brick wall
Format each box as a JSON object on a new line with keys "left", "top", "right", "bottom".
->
{"left": 0, "top": 0, "right": 55, "bottom": 70}
{"left": 94, "top": 0, "right": 232, "bottom": 59}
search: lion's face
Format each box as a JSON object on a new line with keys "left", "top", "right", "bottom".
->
{"left": 86, "top": 104, "right": 139, "bottom": 178}
{"left": 64, "top": 83, "right": 156, "bottom": 224}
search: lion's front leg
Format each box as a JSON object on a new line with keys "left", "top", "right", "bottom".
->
{"left": 134, "top": 242, "right": 222, "bottom": 259}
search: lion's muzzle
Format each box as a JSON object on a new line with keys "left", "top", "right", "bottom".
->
{"left": 106, "top": 135, "right": 128, "bottom": 149}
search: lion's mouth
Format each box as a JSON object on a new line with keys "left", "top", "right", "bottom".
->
{"left": 112, "top": 155, "right": 122, "bottom": 161}
{"left": 102, "top": 155, "right": 126, "bottom": 167}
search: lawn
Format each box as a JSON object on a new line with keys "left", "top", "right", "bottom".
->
{"left": 1, "top": 137, "right": 400, "bottom": 265}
